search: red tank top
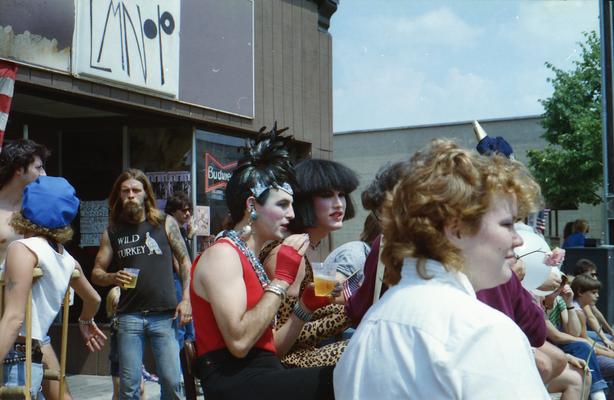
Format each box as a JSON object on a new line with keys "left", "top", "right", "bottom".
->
{"left": 190, "top": 239, "right": 276, "bottom": 356}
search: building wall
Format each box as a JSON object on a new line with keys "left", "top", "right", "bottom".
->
{"left": 331, "top": 115, "right": 604, "bottom": 247}
{"left": 13, "top": 0, "right": 334, "bottom": 156}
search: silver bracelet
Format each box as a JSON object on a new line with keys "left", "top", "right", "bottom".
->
{"left": 293, "top": 302, "right": 312, "bottom": 322}
{"left": 265, "top": 282, "right": 287, "bottom": 302}
{"left": 78, "top": 318, "right": 94, "bottom": 326}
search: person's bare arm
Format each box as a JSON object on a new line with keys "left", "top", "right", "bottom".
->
{"left": 546, "top": 320, "right": 590, "bottom": 345}
{"left": 165, "top": 216, "right": 191, "bottom": 326}
{"left": 193, "top": 242, "right": 289, "bottom": 358}
{"left": 559, "top": 288, "right": 582, "bottom": 337}
{"left": 582, "top": 304, "right": 614, "bottom": 349}
{"left": 593, "top": 305, "right": 614, "bottom": 335}
{"left": 0, "top": 242, "right": 36, "bottom": 360}
{"left": 91, "top": 231, "right": 132, "bottom": 288}
{"left": 70, "top": 261, "right": 107, "bottom": 352}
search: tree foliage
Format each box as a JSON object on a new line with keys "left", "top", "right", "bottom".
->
{"left": 527, "top": 31, "right": 602, "bottom": 209}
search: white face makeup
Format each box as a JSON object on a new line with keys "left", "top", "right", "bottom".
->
{"left": 313, "top": 190, "right": 347, "bottom": 233}
{"left": 252, "top": 188, "right": 295, "bottom": 241}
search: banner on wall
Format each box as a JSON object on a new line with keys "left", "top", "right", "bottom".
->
{"left": 80, "top": 200, "right": 109, "bottom": 247}
{"left": 146, "top": 171, "right": 191, "bottom": 210}
{"left": 73, "top": 0, "right": 181, "bottom": 97}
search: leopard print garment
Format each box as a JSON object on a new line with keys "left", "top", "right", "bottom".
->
{"left": 261, "top": 242, "right": 350, "bottom": 368}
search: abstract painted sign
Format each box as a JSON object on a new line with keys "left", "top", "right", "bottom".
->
{"left": 73, "top": 0, "right": 180, "bottom": 97}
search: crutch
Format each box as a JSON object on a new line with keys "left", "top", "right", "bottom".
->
{"left": 0, "top": 268, "right": 79, "bottom": 399}
{"left": 0, "top": 267, "right": 43, "bottom": 400}
{"left": 41, "top": 268, "right": 80, "bottom": 399}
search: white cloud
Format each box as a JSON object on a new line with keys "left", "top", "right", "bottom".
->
{"left": 331, "top": 0, "right": 599, "bottom": 132}
{"left": 392, "top": 7, "right": 482, "bottom": 47}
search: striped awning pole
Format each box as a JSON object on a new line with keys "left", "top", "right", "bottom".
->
{"left": 0, "top": 60, "right": 18, "bottom": 153}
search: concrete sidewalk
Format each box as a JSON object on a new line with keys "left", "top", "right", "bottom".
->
{"left": 65, "top": 375, "right": 204, "bottom": 400}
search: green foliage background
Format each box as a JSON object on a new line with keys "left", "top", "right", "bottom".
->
{"left": 527, "top": 31, "right": 602, "bottom": 209}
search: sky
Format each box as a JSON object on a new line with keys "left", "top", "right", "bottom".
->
{"left": 330, "top": 0, "right": 600, "bottom": 133}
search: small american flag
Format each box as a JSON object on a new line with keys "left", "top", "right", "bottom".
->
{"left": 0, "top": 60, "right": 18, "bottom": 153}
{"left": 536, "top": 209, "right": 550, "bottom": 235}
{"left": 342, "top": 270, "right": 363, "bottom": 301}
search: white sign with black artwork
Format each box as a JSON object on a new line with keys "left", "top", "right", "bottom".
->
{"left": 73, "top": 0, "right": 180, "bottom": 97}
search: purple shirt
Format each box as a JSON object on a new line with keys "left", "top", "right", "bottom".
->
{"left": 345, "top": 235, "right": 386, "bottom": 328}
{"left": 476, "top": 273, "right": 546, "bottom": 347}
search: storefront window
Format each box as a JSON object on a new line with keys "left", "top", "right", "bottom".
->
{"left": 129, "top": 125, "right": 192, "bottom": 210}
{"left": 195, "top": 130, "right": 245, "bottom": 253}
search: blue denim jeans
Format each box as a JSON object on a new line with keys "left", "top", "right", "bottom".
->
{"left": 117, "top": 312, "right": 182, "bottom": 400}
{"left": 2, "top": 349, "right": 44, "bottom": 398}
{"left": 559, "top": 341, "right": 609, "bottom": 394}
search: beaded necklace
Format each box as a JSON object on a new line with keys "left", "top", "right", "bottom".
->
{"left": 222, "top": 230, "right": 271, "bottom": 288}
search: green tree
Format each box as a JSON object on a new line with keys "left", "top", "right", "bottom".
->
{"left": 527, "top": 31, "right": 602, "bottom": 209}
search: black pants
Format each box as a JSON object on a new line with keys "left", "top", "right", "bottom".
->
{"left": 194, "top": 348, "right": 335, "bottom": 400}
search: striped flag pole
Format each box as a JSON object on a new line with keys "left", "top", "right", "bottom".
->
{"left": 0, "top": 60, "right": 18, "bottom": 153}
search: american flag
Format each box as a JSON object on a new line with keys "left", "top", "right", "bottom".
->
{"left": 0, "top": 60, "right": 18, "bottom": 153}
{"left": 536, "top": 209, "right": 550, "bottom": 235}
{"left": 342, "top": 270, "right": 363, "bottom": 301}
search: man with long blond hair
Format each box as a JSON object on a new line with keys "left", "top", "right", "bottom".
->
{"left": 92, "top": 169, "right": 192, "bottom": 400}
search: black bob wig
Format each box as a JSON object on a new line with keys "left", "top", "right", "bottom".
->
{"left": 289, "top": 159, "right": 359, "bottom": 232}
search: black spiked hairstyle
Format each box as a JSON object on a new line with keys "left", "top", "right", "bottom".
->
{"left": 289, "top": 159, "right": 359, "bottom": 232}
{"left": 225, "top": 123, "right": 296, "bottom": 226}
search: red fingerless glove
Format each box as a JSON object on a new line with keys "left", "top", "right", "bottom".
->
{"left": 301, "top": 286, "right": 333, "bottom": 312}
{"left": 273, "top": 244, "right": 303, "bottom": 284}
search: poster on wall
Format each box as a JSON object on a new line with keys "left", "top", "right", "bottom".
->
{"left": 72, "top": 0, "right": 181, "bottom": 97}
{"left": 193, "top": 206, "right": 210, "bottom": 236}
{"left": 80, "top": 200, "right": 109, "bottom": 247}
{"left": 146, "top": 171, "right": 191, "bottom": 210}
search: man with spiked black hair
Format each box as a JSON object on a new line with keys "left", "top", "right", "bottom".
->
{"left": 191, "top": 124, "right": 335, "bottom": 400}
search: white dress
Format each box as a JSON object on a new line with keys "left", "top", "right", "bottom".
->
{"left": 333, "top": 258, "right": 549, "bottom": 400}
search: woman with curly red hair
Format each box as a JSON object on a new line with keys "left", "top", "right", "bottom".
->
{"left": 334, "top": 139, "right": 548, "bottom": 399}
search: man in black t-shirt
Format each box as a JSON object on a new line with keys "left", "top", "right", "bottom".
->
{"left": 92, "top": 169, "right": 192, "bottom": 400}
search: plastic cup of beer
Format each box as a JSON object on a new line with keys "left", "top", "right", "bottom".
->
{"left": 311, "top": 262, "right": 337, "bottom": 297}
{"left": 123, "top": 268, "right": 140, "bottom": 289}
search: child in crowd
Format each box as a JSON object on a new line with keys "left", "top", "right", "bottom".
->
{"left": 572, "top": 274, "right": 614, "bottom": 347}
{"left": 543, "top": 279, "right": 609, "bottom": 399}
{"left": 573, "top": 259, "right": 614, "bottom": 338}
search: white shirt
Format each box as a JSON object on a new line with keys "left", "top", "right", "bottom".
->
{"left": 334, "top": 258, "right": 549, "bottom": 400}
{"left": 1, "top": 237, "right": 76, "bottom": 340}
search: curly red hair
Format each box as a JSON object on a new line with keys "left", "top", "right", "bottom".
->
{"left": 382, "top": 139, "right": 542, "bottom": 285}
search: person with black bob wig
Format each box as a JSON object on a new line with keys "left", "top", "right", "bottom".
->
{"left": 289, "top": 159, "right": 359, "bottom": 235}
{"left": 0, "top": 176, "right": 106, "bottom": 397}
{"left": 260, "top": 158, "right": 359, "bottom": 369}
{"left": 190, "top": 124, "right": 335, "bottom": 400}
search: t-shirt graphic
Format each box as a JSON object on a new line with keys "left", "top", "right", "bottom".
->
{"left": 109, "top": 220, "right": 176, "bottom": 314}
{"left": 145, "top": 232, "right": 163, "bottom": 255}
